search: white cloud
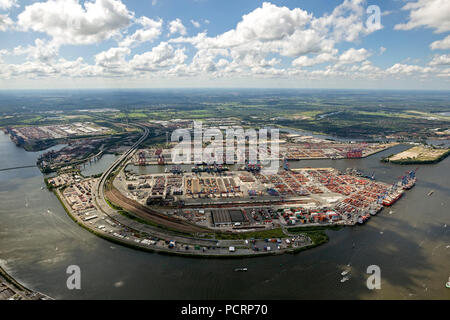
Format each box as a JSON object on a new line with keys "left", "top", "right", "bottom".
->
{"left": 0, "top": 0, "right": 18, "bottom": 10}
{"left": 386, "top": 63, "right": 432, "bottom": 75}
{"left": 2, "top": 0, "right": 446, "bottom": 87}
{"left": 338, "top": 48, "right": 370, "bottom": 64}
{"left": 292, "top": 51, "right": 337, "bottom": 67}
{"left": 168, "top": 18, "right": 187, "bottom": 35}
{"left": 429, "top": 54, "right": 450, "bottom": 66}
{"left": 0, "top": 13, "right": 12, "bottom": 31}
{"left": 395, "top": 0, "right": 450, "bottom": 33}
{"left": 312, "top": 0, "right": 381, "bottom": 42}
{"left": 172, "top": 0, "right": 377, "bottom": 78}
{"left": 13, "top": 39, "right": 59, "bottom": 63}
{"left": 233, "top": 2, "right": 311, "bottom": 42}
{"left": 130, "top": 42, "right": 187, "bottom": 71}
{"left": 430, "top": 35, "right": 450, "bottom": 50}
{"left": 17, "top": 0, "right": 133, "bottom": 45}
{"left": 119, "top": 16, "right": 162, "bottom": 47}
{"left": 95, "top": 47, "right": 130, "bottom": 69}
{"left": 190, "top": 20, "right": 200, "bottom": 28}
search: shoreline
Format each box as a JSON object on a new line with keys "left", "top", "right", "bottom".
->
{"left": 382, "top": 146, "right": 450, "bottom": 165}
{"left": 54, "top": 188, "right": 320, "bottom": 259}
{"left": 0, "top": 265, "right": 53, "bottom": 300}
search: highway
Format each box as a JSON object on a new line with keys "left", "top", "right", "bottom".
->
{"left": 92, "top": 124, "right": 217, "bottom": 245}
{"left": 0, "top": 165, "right": 37, "bottom": 172}
{"left": 94, "top": 123, "right": 149, "bottom": 211}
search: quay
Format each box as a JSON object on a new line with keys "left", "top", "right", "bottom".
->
{"left": 0, "top": 165, "right": 37, "bottom": 172}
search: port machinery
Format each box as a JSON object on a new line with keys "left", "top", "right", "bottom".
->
{"left": 401, "top": 167, "right": 418, "bottom": 190}
{"left": 376, "top": 168, "right": 418, "bottom": 207}
{"left": 283, "top": 158, "right": 290, "bottom": 171}
{"left": 138, "top": 151, "right": 146, "bottom": 166}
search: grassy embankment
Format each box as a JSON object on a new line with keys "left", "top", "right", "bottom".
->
{"left": 382, "top": 146, "right": 450, "bottom": 164}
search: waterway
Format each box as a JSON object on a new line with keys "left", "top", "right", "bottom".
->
{"left": 80, "top": 154, "right": 120, "bottom": 177}
{"left": 0, "top": 131, "right": 449, "bottom": 299}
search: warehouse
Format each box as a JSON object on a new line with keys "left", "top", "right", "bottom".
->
{"left": 211, "top": 209, "right": 231, "bottom": 226}
{"left": 229, "top": 210, "right": 245, "bottom": 224}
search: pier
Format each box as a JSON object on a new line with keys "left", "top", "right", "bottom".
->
{"left": 0, "top": 165, "right": 37, "bottom": 172}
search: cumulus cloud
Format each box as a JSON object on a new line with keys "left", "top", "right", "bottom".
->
{"left": 168, "top": 18, "right": 187, "bottom": 35}
{"left": 386, "top": 63, "right": 432, "bottom": 75}
{"left": 0, "top": 0, "right": 18, "bottom": 10}
{"left": 394, "top": 0, "right": 450, "bottom": 33}
{"left": 429, "top": 54, "right": 450, "bottom": 66}
{"left": 233, "top": 2, "right": 311, "bottom": 42}
{"left": 119, "top": 16, "right": 162, "bottom": 47}
{"left": 312, "top": 0, "right": 381, "bottom": 42}
{"left": 0, "top": 13, "right": 12, "bottom": 31}
{"left": 95, "top": 47, "right": 130, "bottom": 69}
{"left": 430, "top": 35, "right": 450, "bottom": 50}
{"left": 338, "top": 48, "right": 370, "bottom": 64}
{"left": 292, "top": 51, "right": 337, "bottom": 67}
{"left": 190, "top": 20, "right": 200, "bottom": 28}
{"left": 2, "top": 0, "right": 446, "bottom": 85}
{"left": 17, "top": 0, "right": 133, "bottom": 45}
{"left": 130, "top": 42, "right": 187, "bottom": 71}
{"left": 172, "top": 0, "right": 377, "bottom": 78}
{"left": 13, "top": 39, "right": 59, "bottom": 63}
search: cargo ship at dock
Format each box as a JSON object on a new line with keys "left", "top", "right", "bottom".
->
{"left": 402, "top": 178, "right": 416, "bottom": 190}
{"left": 382, "top": 191, "right": 403, "bottom": 207}
{"left": 401, "top": 168, "right": 418, "bottom": 190}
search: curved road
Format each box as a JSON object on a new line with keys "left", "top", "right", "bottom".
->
{"left": 92, "top": 124, "right": 221, "bottom": 246}
{"left": 94, "top": 123, "right": 149, "bottom": 205}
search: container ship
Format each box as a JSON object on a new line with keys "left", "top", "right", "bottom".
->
{"left": 402, "top": 169, "right": 418, "bottom": 190}
{"left": 382, "top": 192, "right": 403, "bottom": 207}
{"left": 357, "top": 214, "right": 371, "bottom": 224}
{"left": 402, "top": 178, "right": 416, "bottom": 190}
{"left": 369, "top": 205, "right": 383, "bottom": 216}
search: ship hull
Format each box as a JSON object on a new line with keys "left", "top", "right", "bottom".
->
{"left": 383, "top": 193, "right": 403, "bottom": 207}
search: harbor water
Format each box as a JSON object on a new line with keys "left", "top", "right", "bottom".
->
{"left": 0, "top": 131, "right": 449, "bottom": 299}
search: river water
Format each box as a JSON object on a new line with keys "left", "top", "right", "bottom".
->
{"left": 0, "top": 131, "right": 449, "bottom": 299}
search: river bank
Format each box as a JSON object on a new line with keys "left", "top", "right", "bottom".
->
{"left": 0, "top": 266, "right": 52, "bottom": 300}
{"left": 1, "top": 131, "right": 449, "bottom": 299}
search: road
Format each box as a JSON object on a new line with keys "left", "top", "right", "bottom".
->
{"left": 94, "top": 123, "right": 149, "bottom": 215}
{"left": 92, "top": 124, "right": 217, "bottom": 244}
{"left": 0, "top": 165, "right": 36, "bottom": 172}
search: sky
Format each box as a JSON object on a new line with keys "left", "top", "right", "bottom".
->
{"left": 0, "top": 0, "right": 449, "bottom": 90}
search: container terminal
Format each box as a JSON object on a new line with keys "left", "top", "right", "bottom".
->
{"left": 47, "top": 156, "right": 417, "bottom": 256}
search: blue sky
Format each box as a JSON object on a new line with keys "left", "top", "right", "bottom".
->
{"left": 0, "top": 0, "right": 449, "bottom": 89}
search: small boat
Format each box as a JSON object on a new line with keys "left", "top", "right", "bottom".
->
{"left": 341, "top": 270, "right": 349, "bottom": 276}
{"left": 428, "top": 190, "right": 434, "bottom": 196}
{"left": 340, "top": 276, "right": 350, "bottom": 283}
{"left": 234, "top": 268, "right": 248, "bottom": 272}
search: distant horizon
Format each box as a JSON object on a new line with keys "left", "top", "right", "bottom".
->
{"left": 1, "top": 87, "right": 450, "bottom": 93}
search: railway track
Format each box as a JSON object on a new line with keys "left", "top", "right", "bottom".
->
{"left": 94, "top": 123, "right": 211, "bottom": 235}
{"left": 105, "top": 187, "right": 209, "bottom": 233}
